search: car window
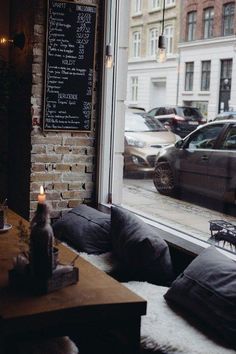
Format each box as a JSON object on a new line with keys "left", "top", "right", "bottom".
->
{"left": 220, "top": 126, "right": 236, "bottom": 150}
{"left": 125, "top": 113, "right": 166, "bottom": 132}
{"left": 166, "top": 108, "right": 175, "bottom": 114}
{"left": 187, "top": 124, "right": 224, "bottom": 149}
{"left": 147, "top": 108, "right": 158, "bottom": 117}
{"left": 157, "top": 108, "right": 166, "bottom": 115}
{"left": 176, "top": 107, "right": 203, "bottom": 119}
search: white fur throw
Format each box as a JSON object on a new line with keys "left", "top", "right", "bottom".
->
{"left": 124, "top": 281, "right": 236, "bottom": 354}
{"left": 80, "top": 251, "right": 117, "bottom": 274}
{"left": 17, "top": 336, "right": 78, "bottom": 354}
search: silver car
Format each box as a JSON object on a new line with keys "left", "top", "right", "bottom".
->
{"left": 153, "top": 120, "right": 236, "bottom": 204}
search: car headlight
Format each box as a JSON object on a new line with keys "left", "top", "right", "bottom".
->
{"left": 126, "top": 136, "right": 146, "bottom": 148}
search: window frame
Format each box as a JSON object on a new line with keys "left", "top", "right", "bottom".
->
{"left": 132, "top": 31, "right": 141, "bottom": 58}
{"left": 150, "top": 0, "right": 160, "bottom": 10}
{"left": 134, "top": 0, "right": 142, "bottom": 15}
{"left": 164, "top": 25, "right": 174, "bottom": 54}
{"left": 187, "top": 11, "right": 197, "bottom": 41}
{"left": 131, "top": 76, "right": 139, "bottom": 101}
{"left": 201, "top": 60, "right": 211, "bottom": 91}
{"left": 185, "top": 62, "right": 194, "bottom": 91}
{"left": 149, "top": 27, "right": 158, "bottom": 56}
{"left": 203, "top": 7, "right": 214, "bottom": 39}
{"left": 222, "top": 2, "right": 235, "bottom": 36}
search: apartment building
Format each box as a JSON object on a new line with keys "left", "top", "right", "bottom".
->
{"left": 126, "top": 0, "right": 180, "bottom": 111}
{"left": 178, "top": 0, "right": 236, "bottom": 121}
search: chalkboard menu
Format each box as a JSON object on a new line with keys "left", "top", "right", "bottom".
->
{"left": 43, "top": 0, "right": 97, "bottom": 131}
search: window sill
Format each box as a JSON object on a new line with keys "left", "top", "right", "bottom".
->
{"left": 132, "top": 12, "right": 143, "bottom": 18}
{"left": 148, "top": 8, "right": 161, "bottom": 14}
{"left": 198, "top": 91, "right": 210, "bottom": 96}
{"left": 182, "top": 91, "right": 193, "bottom": 95}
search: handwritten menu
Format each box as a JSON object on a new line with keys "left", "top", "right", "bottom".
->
{"left": 43, "top": 0, "right": 97, "bottom": 131}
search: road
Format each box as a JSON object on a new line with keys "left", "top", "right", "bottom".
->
{"left": 122, "top": 178, "right": 236, "bottom": 245}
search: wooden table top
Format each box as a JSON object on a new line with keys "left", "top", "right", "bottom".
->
{"left": 0, "top": 209, "right": 146, "bottom": 335}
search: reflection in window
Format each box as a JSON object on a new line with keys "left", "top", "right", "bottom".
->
{"left": 149, "top": 28, "right": 158, "bottom": 56}
{"left": 164, "top": 26, "right": 173, "bottom": 54}
{"left": 188, "top": 125, "right": 223, "bottom": 149}
{"left": 132, "top": 31, "right": 141, "bottom": 57}
{"left": 131, "top": 77, "right": 138, "bottom": 101}
{"left": 222, "top": 3, "right": 235, "bottom": 36}
{"left": 201, "top": 61, "right": 211, "bottom": 91}
{"left": 185, "top": 62, "right": 194, "bottom": 91}
{"left": 125, "top": 113, "right": 164, "bottom": 132}
{"left": 187, "top": 11, "right": 197, "bottom": 41}
{"left": 166, "top": 0, "right": 175, "bottom": 6}
{"left": 203, "top": 7, "right": 214, "bottom": 38}
{"left": 221, "top": 126, "right": 236, "bottom": 150}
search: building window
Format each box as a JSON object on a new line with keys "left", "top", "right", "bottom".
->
{"left": 131, "top": 77, "right": 138, "bottom": 101}
{"left": 187, "top": 11, "right": 197, "bottom": 41}
{"left": 185, "top": 62, "right": 194, "bottom": 91}
{"left": 150, "top": 0, "right": 160, "bottom": 9}
{"left": 201, "top": 61, "right": 211, "bottom": 91}
{"left": 132, "top": 31, "right": 141, "bottom": 57}
{"left": 134, "top": 0, "right": 142, "bottom": 14}
{"left": 164, "top": 26, "right": 174, "bottom": 54}
{"left": 166, "top": 0, "right": 175, "bottom": 6}
{"left": 203, "top": 7, "right": 214, "bottom": 38}
{"left": 222, "top": 3, "right": 235, "bottom": 36}
{"left": 149, "top": 28, "right": 158, "bottom": 56}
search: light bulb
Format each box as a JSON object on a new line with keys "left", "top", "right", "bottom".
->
{"left": 156, "top": 47, "right": 167, "bottom": 63}
{"left": 105, "top": 44, "right": 113, "bottom": 68}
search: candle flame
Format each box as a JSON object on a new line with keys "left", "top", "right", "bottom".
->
{"left": 40, "top": 186, "right": 44, "bottom": 195}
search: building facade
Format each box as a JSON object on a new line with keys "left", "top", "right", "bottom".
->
{"left": 178, "top": 0, "right": 236, "bottom": 121}
{"left": 126, "top": 0, "right": 180, "bottom": 111}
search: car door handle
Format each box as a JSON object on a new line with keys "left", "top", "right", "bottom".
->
{"left": 201, "top": 155, "right": 209, "bottom": 161}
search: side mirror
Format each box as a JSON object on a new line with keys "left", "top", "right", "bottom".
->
{"left": 175, "top": 139, "right": 184, "bottom": 148}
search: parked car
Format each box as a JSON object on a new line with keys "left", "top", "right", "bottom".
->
{"left": 146, "top": 106, "right": 206, "bottom": 138}
{"left": 212, "top": 111, "right": 236, "bottom": 121}
{"left": 153, "top": 120, "right": 236, "bottom": 204}
{"left": 124, "top": 112, "right": 180, "bottom": 174}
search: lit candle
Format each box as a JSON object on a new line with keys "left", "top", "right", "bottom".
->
{"left": 38, "top": 186, "right": 46, "bottom": 204}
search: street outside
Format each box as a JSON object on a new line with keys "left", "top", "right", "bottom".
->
{"left": 122, "top": 177, "right": 236, "bottom": 248}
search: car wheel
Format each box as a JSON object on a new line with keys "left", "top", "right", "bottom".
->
{"left": 153, "top": 162, "right": 175, "bottom": 195}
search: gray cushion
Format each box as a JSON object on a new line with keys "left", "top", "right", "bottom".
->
{"left": 111, "top": 206, "right": 174, "bottom": 285}
{"left": 164, "top": 246, "right": 236, "bottom": 348}
{"left": 53, "top": 205, "right": 111, "bottom": 254}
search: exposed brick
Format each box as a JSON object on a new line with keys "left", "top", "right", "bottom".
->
{"left": 62, "top": 173, "right": 86, "bottom": 182}
{"left": 71, "top": 164, "right": 85, "bottom": 173}
{"left": 31, "top": 173, "right": 61, "bottom": 182}
{"left": 68, "top": 200, "right": 82, "bottom": 208}
{"left": 68, "top": 182, "right": 83, "bottom": 190}
{"left": 31, "top": 164, "right": 45, "bottom": 172}
{"left": 53, "top": 182, "right": 68, "bottom": 191}
{"left": 55, "top": 146, "right": 71, "bottom": 154}
{"left": 85, "top": 165, "right": 94, "bottom": 173}
{"left": 31, "top": 154, "right": 62, "bottom": 163}
{"left": 31, "top": 136, "right": 63, "bottom": 145}
{"left": 61, "top": 191, "right": 81, "bottom": 199}
{"left": 54, "top": 164, "right": 71, "bottom": 172}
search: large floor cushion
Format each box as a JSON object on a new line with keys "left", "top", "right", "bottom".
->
{"left": 124, "top": 281, "right": 236, "bottom": 354}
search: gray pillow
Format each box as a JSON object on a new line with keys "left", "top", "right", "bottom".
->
{"left": 53, "top": 205, "right": 111, "bottom": 254}
{"left": 111, "top": 206, "right": 174, "bottom": 285}
{"left": 164, "top": 246, "right": 236, "bottom": 348}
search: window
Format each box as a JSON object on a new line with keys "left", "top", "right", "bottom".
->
{"left": 150, "top": 0, "right": 160, "bottom": 9}
{"left": 149, "top": 28, "right": 158, "bottom": 56}
{"left": 185, "top": 62, "right": 194, "bottom": 91}
{"left": 131, "top": 77, "right": 138, "bottom": 101}
{"left": 203, "top": 7, "right": 214, "bottom": 38}
{"left": 132, "top": 31, "right": 141, "bottom": 57}
{"left": 221, "top": 126, "right": 236, "bottom": 150}
{"left": 201, "top": 61, "right": 211, "bottom": 91}
{"left": 166, "top": 0, "right": 175, "bottom": 6}
{"left": 164, "top": 26, "right": 174, "bottom": 54}
{"left": 188, "top": 124, "right": 223, "bottom": 150}
{"left": 187, "top": 11, "right": 197, "bottom": 41}
{"left": 134, "top": 0, "right": 142, "bottom": 14}
{"left": 222, "top": 3, "right": 235, "bottom": 36}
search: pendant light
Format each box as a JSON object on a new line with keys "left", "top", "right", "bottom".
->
{"left": 156, "top": 0, "right": 166, "bottom": 63}
{"left": 105, "top": 0, "right": 113, "bottom": 68}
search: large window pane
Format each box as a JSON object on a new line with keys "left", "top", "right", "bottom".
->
{"left": 203, "top": 7, "right": 214, "bottom": 38}
{"left": 201, "top": 61, "right": 211, "bottom": 91}
{"left": 185, "top": 62, "right": 194, "bottom": 91}
{"left": 187, "top": 11, "right": 196, "bottom": 41}
{"left": 222, "top": 2, "right": 235, "bottom": 36}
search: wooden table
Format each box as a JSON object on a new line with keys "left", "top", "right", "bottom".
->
{"left": 0, "top": 210, "right": 147, "bottom": 354}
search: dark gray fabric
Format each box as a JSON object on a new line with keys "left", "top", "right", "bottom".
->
{"left": 111, "top": 206, "right": 174, "bottom": 285}
{"left": 53, "top": 205, "right": 111, "bottom": 254}
{"left": 164, "top": 246, "right": 236, "bottom": 348}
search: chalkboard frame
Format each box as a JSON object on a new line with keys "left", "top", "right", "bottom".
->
{"left": 43, "top": 0, "right": 98, "bottom": 132}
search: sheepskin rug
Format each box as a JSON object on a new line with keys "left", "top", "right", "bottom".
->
{"left": 123, "top": 281, "right": 236, "bottom": 354}
{"left": 80, "top": 251, "right": 117, "bottom": 274}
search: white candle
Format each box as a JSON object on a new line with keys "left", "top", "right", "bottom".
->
{"left": 38, "top": 186, "right": 46, "bottom": 204}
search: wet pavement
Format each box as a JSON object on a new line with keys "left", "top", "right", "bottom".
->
{"left": 122, "top": 178, "right": 236, "bottom": 248}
